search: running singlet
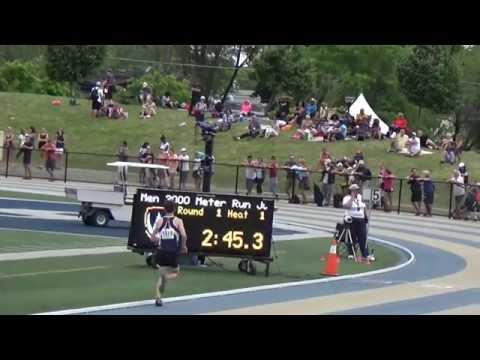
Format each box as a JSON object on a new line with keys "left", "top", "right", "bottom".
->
{"left": 156, "top": 216, "right": 181, "bottom": 253}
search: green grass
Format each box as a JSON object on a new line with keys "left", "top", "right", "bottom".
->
{"left": 0, "top": 235, "right": 402, "bottom": 314}
{"left": 0, "top": 230, "right": 124, "bottom": 253}
{"left": 0, "top": 190, "right": 76, "bottom": 203}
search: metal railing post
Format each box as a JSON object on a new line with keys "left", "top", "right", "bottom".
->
{"left": 234, "top": 165, "right": 239, "bottom": 195}
{"left": 5, "top": 146, "right": 10, "bottom": 178}
{"left": 64, "top": 151, "right": 69, "bottom": 183}
{"left": 397, "top": 179, "right": 403, "bottom": 215}
{"left": 448, "top": 182, "right": 453, "bottom": 219}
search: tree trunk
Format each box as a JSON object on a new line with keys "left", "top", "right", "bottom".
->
{"left": 417, "top": 106, "right": 423, "bottom": 124}
{"left": 221, "top": 46, "right": 243, "bottom": 104}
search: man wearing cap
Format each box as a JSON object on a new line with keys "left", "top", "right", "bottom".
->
{"left": 140, "top": 82, "right": 152, "bottom": 105}
{"left": 343, "top": 184, "right": 372, "bottom": 262}
{"left": 458, "top": 162, "right": 469, "bottom": 185}
{"left": 194, "top": 96, "right": 207, "bottom": 122}
{"left": 90, "top": 81, "right": 104, "bottom": 119}
{"left": 449, "top": 169, "right": 466, "bottom": 219}
{"left": 178, "top": 148, "right": 190, "bottom": 190}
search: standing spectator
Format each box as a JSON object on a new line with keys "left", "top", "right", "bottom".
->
{"left": 318, "top": 102, "right": 328, "bottom": 121}
{"left": 449, "top": 170, "right": 466, "bottom": 219}
{"left": 27, "top": 126, "right": 36, "bottom": 147}
{"left": 380, "top": 168, "right": 395, "bottom": 212}
{"left": 407, "top": 168, "right": 423, "bottom": 216}
{"left": 315, "top": 148, "right": 331, "bottom": 171}
{"left": 157, "top": 149, "right": 170, "bottom": 189}
{"left": 194, "top": 96, "right": 207, "bottom": 123}
{"left": 145, "top": 147, "right": 156, "bottom": 188}
{"left": 391, "top": 112, "right": 408, "bottom": 133}
{"left": 117, "top": 141, "right": 129, "bottom": 185}
{"left": 139, "top": 82, "right": 152, "bottom": 105}
{"left": 90, "top": 81, "right": 104, "bottom": 118}
{"left": 422, "top": 170, "right": 435, "bottom": 217}
{"left": 305, "top": 98, "right": 318, "bottom": 118}
{"left": 268, "top": 156, "right": 279, "bottom": 199}
{"left": 192, "top": 152, "right": 204, "bottom": 192}
{"left": 284, "top": 154, "right": 297, "bottom": 199}
{"left": 55, "top": 129, "right": 65, "bottom": 169}
{"left": 19, "top": 136, "right": 34, "bottom": 180}
{"left": 255, "top": 158, "right": 266, "bottom": 194}
{"left": 321, "top": 159, "right": 335, "bottom": 206}
{"left": 38, "top": 128, "right": 48, "bottom": 150}
{"left": 190, "top": 84, "right": 202, "bottom": 116}
{"left": 18, "top": 129, "right": 26, "bottom": 148}
{"left": 406, "top": 132, "right": 421, "bottom": 157}
{"left": 103, "top": 69, "right": 116, "bottom": 106}
{"left": 458, "top": 162, "right": 469, "bottom": 185}
{"left": 371, "top": 119, "right": 382, "bottom": 140}
{"left": 138, "top": 142, "right": 150, "bottom": 185}
{"left": 168, "top": 147, "right": 179, "bottom": 189}
{"left": 178, "top": 148, "right": 190, "bottom": 190}
{"left": 244, "top": 155, "right": 257, "bottom": 196}
{"left": 159, "top": 135, "right": 170, "bottom": 153}
{"left": 355, "top": 160, "right": 372, "bottom": 191}
{"left": 42, "top": 139, "right": 57, "bottom": 181}
{"left": 3, "top": 127, "right": 15, "bottom": 165}
{"left": 295, "top": 158, "right": 310, "bottom": 204}
{"left": 464, "top": 185, "right": 479, "bottom": 221}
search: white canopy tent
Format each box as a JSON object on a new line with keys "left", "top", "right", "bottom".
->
{"left": 348, "top": 93, "right": 389, "bottom": 135}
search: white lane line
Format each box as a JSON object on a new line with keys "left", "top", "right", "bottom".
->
{"left": 0, "top": 227, "right": 126, "bottom": 241}
{"left": 0, "top": 246, "right": 128, "bottom": 262}
{"left": 35, "top": 237, "right": 415, "bottom": 315}
{"left": 0, "top": 266, "right": 109, "bottom": 279}
{"left": 0, "top": 196, "right": 77, "bottom": 205}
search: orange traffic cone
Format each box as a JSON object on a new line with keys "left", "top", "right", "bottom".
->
{"left": 322, "top": 239, "right": 340, "bottom": 276}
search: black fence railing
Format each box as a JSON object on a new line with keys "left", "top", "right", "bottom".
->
{"left": 1, "top": 145, "right": 477, "bottom": 219}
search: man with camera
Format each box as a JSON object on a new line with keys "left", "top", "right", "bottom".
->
{"left": 342, "top": 184, "right": 374, "bottom": 262}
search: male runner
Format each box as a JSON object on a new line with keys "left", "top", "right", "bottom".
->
{"left": 150, "top": 200, "right": 188, "bottom": 307}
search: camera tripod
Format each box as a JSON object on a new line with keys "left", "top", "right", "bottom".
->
{"left": 336, "top": 221, "right": 359, "bottom": 263}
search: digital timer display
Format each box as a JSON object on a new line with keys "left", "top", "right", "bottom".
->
{"left": 128, "top": 189, "right": 274, "bottom": 259}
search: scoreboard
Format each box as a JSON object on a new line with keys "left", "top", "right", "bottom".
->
{"left": 128, "top": 189, "right": 274, "bottom": 259}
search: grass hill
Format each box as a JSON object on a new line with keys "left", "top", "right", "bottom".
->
{"left": 1, "top": 92, "right": 479, "bottom": 184}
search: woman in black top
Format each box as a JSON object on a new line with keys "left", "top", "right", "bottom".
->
{"left": 407, "top": 168, "right": 423, "bottom": 216}
{"left": 28, "top": 126, "right": 37, "bottom": 148}
{"left": 55, "top": 129, "right": 65, "bottom": 169}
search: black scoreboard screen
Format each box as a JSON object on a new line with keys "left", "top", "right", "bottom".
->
{"left": 128, "top": 189, "right": 274, "bottom": 259}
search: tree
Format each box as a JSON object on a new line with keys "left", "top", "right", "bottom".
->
{"left": 45, "top": 45, "right": 106, "bottom": 96}
{"left": 397, "top": 45, "right": 460, "bottom": 122}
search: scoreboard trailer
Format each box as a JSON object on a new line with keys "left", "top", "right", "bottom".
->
{"left": 128, "top": 189, "right": 275, "bottom": 275}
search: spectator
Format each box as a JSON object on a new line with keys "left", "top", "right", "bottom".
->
{"left": 139, "top": 82, "right": 152, "bottom": 105}
{"left": 244, "top": 155, "right": 257, "bottom": 195}
{"left": 388, "top": 128, "right": 409, "bottom": 153}
{"left": 421, "top": 170, "right": 435, "bottom": 217}
{"left": 449, "top": 170, "right": 466, "bottom": 219}
{"left": 157, "top": 149, "right": 170, "bottom": 189}
{"left": 463, "top": 185, "right": 479, "bottom": 221}
{"left": 255, "top": 158, "right": 266, "bottom": 194}
{"left": 321, "top": 159, "right": 336, "bottom": 206}
{"left": 192, "top": 152, "right": 204, "bottom": 192}
{"left": 178, "top": 148, "right": 190, "bottom": 190}
{"left": 355, "top": 160, "right": 372, "bottom": 191}
{"left": 194, "top": 96, "right": 207, "bottom": 123}
{"left": 371, "top": 119, "right": 382, "bottom": 140}
{"left": 240, "top": 99, "right": 253, "bottom": 118}
{"left": 406, "top": 132, "right": 421, "bottom": 157}
{"left": 138, "top": 142, "right": 150, "bottom": 185}
{"left": 353, "top": 150, "right": 364, "bottom": 162}
{"left": 38, "top": 128, "right": 48, "bottom": 150}
{"left": 295, "top": 158, "right": 310, "bottom": 204}
{"left": 90, "top": 81, "right": 104, "bottom": 118}
{"left": 380, "top": 168, "right": 395, "bottom": 212}
{"left": 27, "top": 126, "right": 37, "bottom": 148}
{"left": 189, "top": 84, "right": 202, "bottom": 116}
{"left": 305, "top": 98, "right": 318, "bottom": 118}
{"left": 159, "top": 135, "right": 170, "bottom": 153}
{"left": 103, "top": 69, "right": 116, "bottom": 106}
{"left": 117, "top": 141, "right": 129, "bottom": 185}
{"left": 316, "top": 148, "right": 332, "bottom": 171}
{"left": 140, "top": 97, "right": 157, "bottom": 119}
{"left": 277, "top": 99, "right": 290, "bottom": 121}
{"left": 18, "top": 129, "right": 26, "bottom": 148}
{"left": 391, "top": 112, "right": 408, "bottom": 133}
{"left": 42, "top": 139, "right": 57, "bottom": 182}
{"left": 458, "top": 162, "right": 469, "bottom": 185}
{"left": 318, "top": 102, "right": 328, "bottom": 121}
{"left": 55, "top": 129, "right": 65, "bottom": 169}
{"left": 290, "top": 101, "right": 305, "bottom": 127}
{"left": 268, "top": 156, "right": 279, "bottom": 199}
{"left": 107, "top": 103, "right": 128, "bottom": 120}
{"left": 19, "top": 136, "right": 34, "bottom": 180}
{"left": 418, "top": 130, "right": 437, "bottom": 150}
{"left": 442, "top": 140, "right": 456, "bottom": 165}
{"left": 332, "top": 120, "right": 348, "bottom": 141}
{"left": 161, "top": 92, "right": 174, "bottom": 109}
{"left": 167, "top": 147, "right": 179, "bottom": 189}
{"left": 284, "top": 154, "right": 297, "bottom": 198}
{"left": 145, "top": 147, "right": 156, "bottom": 188}
{"left": 355, "top": 109, "right": 369, "bottom": 127}
{"left": 407, "top": 168, "right": 423, "bottom": 216}
{"left": 234, "top": 115, "right": 261, "bottom": 140}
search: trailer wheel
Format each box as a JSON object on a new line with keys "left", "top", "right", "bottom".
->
{"left": 92, "top": 210, "right": 110, "bottom": 227}
{"left": 246, "top": 261, "right": 257, "bottom": 276}
{"left": 82, "top": 215, "right": 94, "bottom": 226}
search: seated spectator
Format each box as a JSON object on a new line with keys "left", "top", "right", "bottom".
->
{"left": 240, "top": 99, "right": 253, "bottom": 117}
{"left": 107, "top": 103, "right": 128, "bottom": 120}
{"left": 234, "top": 116, "right": 261, "bottom": 140}
{"left": 391, "top": 112, "right": 409, "bottom": 133}
{"left": 305, "top": 98, "right": 318, "bottom": 118}
{"left": 406, "top": 132, "right": 421, "bottom": 157}
{"left": 140, "top": 97, "right": 157, "bottom": 119}
{"left": 289, "top": 101, "right": 305, "bottom": 127}
{"left": 213, "top": 100, "right": 224, "bottom": 117}
{"left": 355, "top": 109, "right": 369, "bottom": 127}
{"left": 389, "top": 129, "right": 409, "bottom": 153}
{"left": 418, "top": 129, "right": 437, "bottom": 150}
{"left": 276, "top": 99, "right": 290, "bottom": 121}
{"left": 442, "top": 140, "right": 457, "bottom": 164}
{"left": 161, "top": 92, "right": 174, "bottom": 109}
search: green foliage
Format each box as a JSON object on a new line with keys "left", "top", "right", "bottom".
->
{"left": 45, "top": 45, "right": 106, "bottom": 85}
{"left": 397, "top": 45, "right": 460, "bottom": 114}
{"left": 0, "top": 61, "right": 69, "bottom": 96}
{"left": 117, "top": 71, "right": 191, "bottom": 104}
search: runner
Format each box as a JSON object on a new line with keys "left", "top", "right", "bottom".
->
{"left": 149, "top": 200, "right": 188, "bottom": 307}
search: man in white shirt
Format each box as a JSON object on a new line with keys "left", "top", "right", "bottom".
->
{"left": 342, "top": 184, "right": 373, "bottom": 262}
{"left": 90, "top": 81, "right": 104, "bottom": 119}
{"left": 178, "top": 148, "right": 190, "bottom": 190}
{"left": 449, "top": 170, "right": 466, "bottom": 219}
